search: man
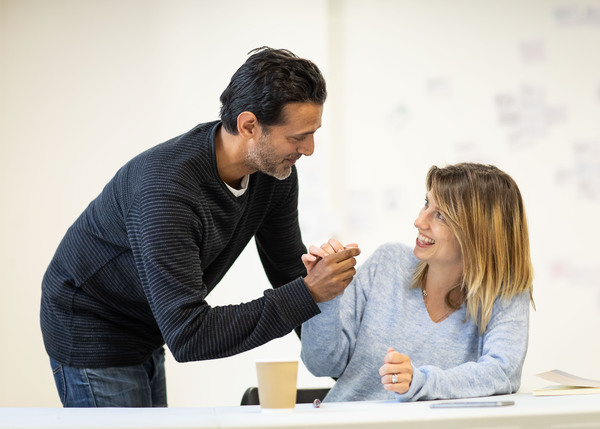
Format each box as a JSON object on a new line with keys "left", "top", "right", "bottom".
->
{"left": 40, "top": 47, "right": 360, "bottom": 407}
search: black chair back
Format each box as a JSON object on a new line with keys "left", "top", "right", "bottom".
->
{"left": 240, "top": 387, "right": 330, "bottom": 406}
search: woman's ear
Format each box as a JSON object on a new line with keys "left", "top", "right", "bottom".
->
{"left": 237, "top": 111, "right": 258, "bottom": 138}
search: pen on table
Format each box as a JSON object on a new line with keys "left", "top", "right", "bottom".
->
{"left": 430, "top": 400, "right": 515, "bottom": 408}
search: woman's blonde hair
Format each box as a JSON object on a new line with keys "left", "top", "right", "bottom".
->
{"left": 412, "top": 163, "right": 534, "bottom": 333}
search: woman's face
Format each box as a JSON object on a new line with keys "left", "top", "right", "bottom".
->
{"left": 413, "top": 192, "right": 463, "bottom": 272}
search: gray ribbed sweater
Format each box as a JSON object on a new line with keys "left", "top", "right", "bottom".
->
{"left": 41, "top": 121, "right": 319, "bottom": 368}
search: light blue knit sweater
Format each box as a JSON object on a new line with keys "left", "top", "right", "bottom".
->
{"left": 301, "top": 242, "right": 530, "bottom": 402}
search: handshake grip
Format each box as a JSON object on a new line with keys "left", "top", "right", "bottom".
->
{"left": 303, "top": 245, "right": 361, "bottom": 303}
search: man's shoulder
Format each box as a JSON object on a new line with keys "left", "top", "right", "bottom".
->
{"left": 179, "top": 120, "right": 221, "bottom": 141}
{"left": 154, "top": 120, "right": 220, "bottom": 154}
{"left": 134, "top": 121, "right": 220, "bottom": 178}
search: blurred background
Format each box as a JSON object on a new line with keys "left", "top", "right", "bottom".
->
{"left": 1, "top": 0, "right": 599, "bottom": 407}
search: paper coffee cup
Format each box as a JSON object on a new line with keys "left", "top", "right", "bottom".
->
{"left": 255, "top": 360, "right": 298, "bottom": 411}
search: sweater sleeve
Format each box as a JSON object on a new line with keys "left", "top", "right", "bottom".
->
{"left": 127, "top": 167, "right": 319, "bottom": 363}
{"left": 395, "top": 291, "right": 531, "bottom": 401}
{"left": 301, "top": 247, "right": 381, "bottom": 377}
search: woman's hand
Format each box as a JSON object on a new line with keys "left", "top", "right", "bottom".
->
{"left": 301, "top": 238, "right": 358, "bottom": 273}
{"left": 379, "top": 347, "right": 413, "bottom": 394}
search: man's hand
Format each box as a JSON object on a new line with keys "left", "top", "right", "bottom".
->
{"left": 379, "top": 347, "right": 413, "bottom": 394}
{"left": 303, "top": 241, "right": 360, "bottom": 302}
{"left": 301, "top": 238, "right": 358, "bottom": 274}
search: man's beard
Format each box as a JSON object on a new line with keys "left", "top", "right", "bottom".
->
{"left": 245, "top": 133, "right": 293, "bottom": 180}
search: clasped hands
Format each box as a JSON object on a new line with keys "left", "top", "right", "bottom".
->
{"left": 302, "top": 238, "right": 413, "bottom": 394}
{"left": 302, "top": 237, "right": 360, "bottom": 303}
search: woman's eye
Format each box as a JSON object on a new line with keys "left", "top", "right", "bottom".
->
{"left": 424, "top": 198, "right": 429, "bottom": 208}
{"left": 437, "top": 212, "right": 445, "bottom": 221}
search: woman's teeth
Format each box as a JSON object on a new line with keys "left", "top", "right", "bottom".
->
{"left": 418, "top": 234, "right": 435, "bottom": 244}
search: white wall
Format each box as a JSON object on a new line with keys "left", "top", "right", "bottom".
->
{"left": 1, "top": 0, "right": 599, "bottom": 407}
{"left": 328, "top": 0, "right": 600, "bottom": 396}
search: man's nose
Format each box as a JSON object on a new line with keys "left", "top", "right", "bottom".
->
{"left": 298, "top": 136, "right": 315, "bottom": 156}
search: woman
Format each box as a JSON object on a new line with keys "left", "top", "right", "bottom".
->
{"left": 300, "top": 163, "right": 534, "bottom": 402}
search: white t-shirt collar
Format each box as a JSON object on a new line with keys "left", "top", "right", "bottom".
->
{"left": 225, "top": 174, "right": 250, "bottom": 197}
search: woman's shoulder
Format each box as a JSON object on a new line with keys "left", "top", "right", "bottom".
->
{"left": 372, "top": 242, "right": 417, "bottom": 263}
{"left": 354, "top": 242, "right": 418, "bottom": 300}
{"left": 493, "top": 289, "right": 532, "bottom": 311}
{"left": 485, "top": 290, "right": 532, "bottom": 331}
{"left": 364, "top": 242, "right": 419, "bottom": 278}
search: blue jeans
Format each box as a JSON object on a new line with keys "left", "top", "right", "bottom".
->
{"left": 50, "top": 348, "right": 167, "bottom": 407}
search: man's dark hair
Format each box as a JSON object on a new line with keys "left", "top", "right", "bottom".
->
{"left": 219, "top": 47, "right": 327, "bottom": 134}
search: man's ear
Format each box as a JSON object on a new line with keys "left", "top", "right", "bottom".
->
{"left": 237, "top": 111, "right": 258, "bottom": 138}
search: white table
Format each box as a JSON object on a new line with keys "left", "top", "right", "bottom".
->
{"left": 2, "top": 393, "right": 599, "bottom": 429}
